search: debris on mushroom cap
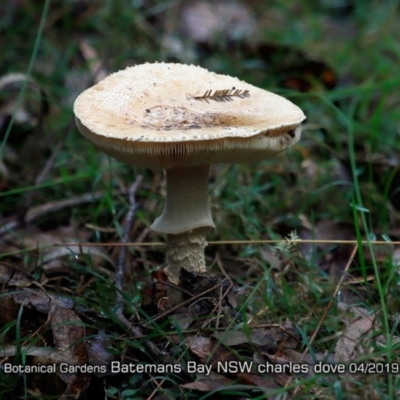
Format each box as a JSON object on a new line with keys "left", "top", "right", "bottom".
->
{"left": 74, "top": 62, "right": 305, "bottom": 169}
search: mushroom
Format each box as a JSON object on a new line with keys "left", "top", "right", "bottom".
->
{"left": 73, "top": 62, "right": 305, "bottom": 298}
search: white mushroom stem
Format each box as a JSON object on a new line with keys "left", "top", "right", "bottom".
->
{"left": 150, "top": 165, "right": 215, "bottom": 284}
{"left": 151, "top": 165, "right": 215, "bottom": 234}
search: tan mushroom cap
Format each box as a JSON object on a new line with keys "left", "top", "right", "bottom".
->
{"left": 74, "top": 62, "right": 305, "bottom": 169}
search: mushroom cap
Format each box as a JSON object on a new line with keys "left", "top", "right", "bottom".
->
{"left": 74, "top": 63, "right": 305, "bottom": 168}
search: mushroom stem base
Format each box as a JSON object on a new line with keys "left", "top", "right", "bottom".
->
{"left": 164, "top": 227, "right": 211, "bottom": 285}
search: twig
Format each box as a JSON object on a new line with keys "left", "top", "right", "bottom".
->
{"left": 3, "top": 237, "right": 395, "bottom": 261}
{"left": 116, "top": 312, "right": 163, "bottom": 359}
{"left": 111, "top": 176, "right": 164, "bottom": 358}
{"left": 20, "top": 139, "right": 65, "bottom": 223}
{"left": 201, "top": 281, "right": 233, "bottom": 330}
{"left": 139, "top": 283, "right": 222, "bottom": 327}
{"left": 0, "top": 188, "right": 127, "bottom": 237}
{"left": 115, "top": 175, "right": 143, "bottom": 305}
{"left": 216, "top": 251, "right": 230, "bottom": 281}
{"left": 154, "top": 278, "right": 194, "bottom": 298}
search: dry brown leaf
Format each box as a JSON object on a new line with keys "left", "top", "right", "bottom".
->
{"left": 170, "top": 312, "right": 194, "bottom": 330}
{"left": 87, "top": 331, "right": 114, "bottom": 370}
{"left": 212, "top": 330, "right": 250, "bottom": 346}
{"left": 283, "top": 348, "right": 334, "bottom": 365}
{"left": 337, "top": 301, "right": 371, "bottom": 320}
{"left": 334, "top": 316, "right": 374, "bottom": 362}
{"left": 0, "top": 262, "right": 33, "bottom": 286}
{"left": 180, "top": 372, "right": 234, "bottom": 391}
{"left": 213, "top": 328, "right": 280, "bottom": 348}
{"left": 185, "top": 335, "right": 238, "bottom": 368}
{"left": 237, "top": 372, "right": 280, "bottom": 390}
{"left": 50, "top": 304, "right": 89, "bottom": 397}
{"left": 51, "top": 304, "right": 87, "bottom": 358}
{"left": 186, "top": 335, "right": 213, "bottom": 362}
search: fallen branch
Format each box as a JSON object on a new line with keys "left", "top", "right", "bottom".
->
{"left": 0, "top": 188, "right": 126, "bottom": 237}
